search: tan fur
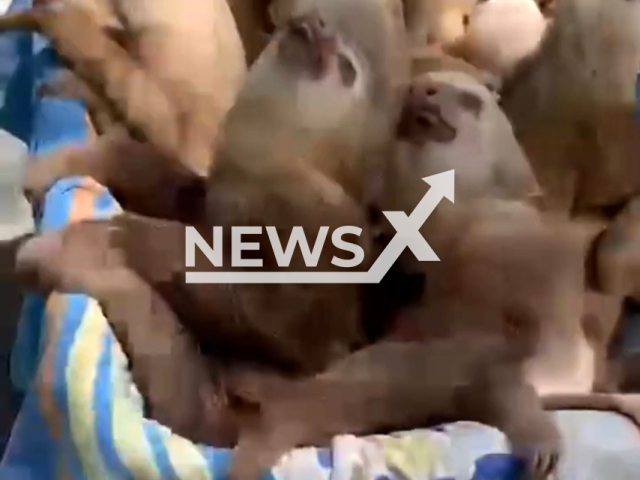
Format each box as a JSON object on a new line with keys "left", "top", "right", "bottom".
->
{"left": 226, "top": 0, "right": 407, "bottom": 67}
{"left": 39, "top": 67, "right": 120, "bottom": 134}
{"left": 112, "top": 0, "right": 247, "bottom": 173}
{"left": 581, "top": 291, "right": 624, "bottom": 392}
{"left": 597, "top": 198, "right": 640, "bottom": 301}
{"left": 0, "top": 0, "right": 247, "bottom": 175}
{"left": 226, "top": 336, "right": 561, "bottom": 480}
{"left": 393, "top": 71, "right": 538, "bottom": 201}
{"left": 410, "top": 45, "right": 502, "bottom": 90}
{"left": 496, "top": 0, "right": 640, "bottom": 393}
{"left": 543, "top": 393, "right": 640, "bottom": 426}
{"left": 225, "top": 0, "right": 273, "bottom": 65}
{"left": 387, "top": 69, "right": 640, "bottom": 418}
{"left": 15, "top": 217, "right": 240, "bottom": 446}
{"left": 588, "top": 200, "right": 640, "bottom": 393}
{"left": 22, "top": 0, "right": 409, "bottom": 210}
{"left": 387, "top": 71, "right": 604, "bottom": 395}
{"left": 403, "top": 0, "right": 476, "bottom": 51}
{"left": 501, "top": 0, "right": 640, "bottom": 214}
{"left": 39, "top": 0, "right": 119, "bottom": 27}
{"left": 535, "top": 0, "right": 557, "bottom": 18}
{"left": 447, "top": 0, "right": 548, "bottom": 80}
{"left": 14, "top": 0, "right": 411, "bottom": 444}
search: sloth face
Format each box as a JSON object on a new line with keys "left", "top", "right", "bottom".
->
{"left": 273, "top": 11, "right": 372, "bottom": 133}
{"left": 397, "top": 78, "right": 485, "bottom": 145}
{"left": 278, "top": 12, "right": 363, "bottom": 90}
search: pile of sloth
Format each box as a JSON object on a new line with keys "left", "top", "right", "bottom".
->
{"left": 4, "top": 0, "right": 640, "bottom": 478}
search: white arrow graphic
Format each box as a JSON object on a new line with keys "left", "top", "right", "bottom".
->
{"left": 185, "top": 170, "right": 454, "bottom": 284}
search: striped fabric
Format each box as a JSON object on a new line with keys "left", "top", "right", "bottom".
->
{"left": 3, "top": 177, "right": 240, "bottom": 480}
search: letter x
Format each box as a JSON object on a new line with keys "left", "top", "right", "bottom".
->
{"left": 383, "top": 210, "right": 438, "bottom": 261}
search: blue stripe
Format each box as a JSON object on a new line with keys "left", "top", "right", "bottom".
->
{"left": 9, "top": 175, "right": 80, "bottom": 394}
{"left": 4, "top": 0, "right": 42, "bottom": 396}
{"left": 29, "top": 46, "right": 88, "bottom": 156}
{"left": 0, "top": 391, "right": 57, "bottom": 478}
{"left": 40, "top": 176, "right": 81, "bottom": 232}
{"left": 0, "top": 33, "right": 34, "bottom": 143}
{"left": 52, "top": 294, "right": 91, "bottom": 480}
{"left": 262, "top": 469, "right": 278, "bottom": 480}
{"left": 0, "top": 0, "right": 34, "bottom": 144}
{"left": 471, "top": 453, "right": 525, "bottom": 480}
{"left": 316, "top": 448, "right": 333, "bottom": 469}
{"left": 201, "top": 446, "right": 232, "bottom": 479}
{"left": 61, "top": 426, "right": 87, "bottom": 480}
{"left": 201, "top": 447, "right": 276, "bottom": 480}
{"left": 6, "top": 0, "right": 33, "bottom": 17}
{"left": 94, "top": 333, "right": 135, "bottom": 480}
{"left": 3, "top": 1, "right": 94, "bottom": 478}
{"left": 30, "top": 98, "right": 87, "bottom": 156}
{"left": 10, "top": 294, "right": 46, "bottom": 392}
{"left": 94, "top": 189, "right": 117, "bottom": 218}
{"left": 10, "top": 167, "right": 82, "bottom": 395}
{"left": 143, "top": 423, "right": 180, "bottom": 480}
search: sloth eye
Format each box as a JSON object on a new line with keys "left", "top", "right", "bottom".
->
{"left": 337, "top": 53, "right": 357, "bottom": 87}
{"left": 458, "top": 90, "right": 484, "bottom": 116}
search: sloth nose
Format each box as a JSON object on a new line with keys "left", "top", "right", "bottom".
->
{"left": 423, "top": 86, "right": 438, "bottom": 97}
{"left": 289, "top": 13, "right": 327, "bottom": 42}
{"left": 405, "top": 84, "right": 437, "bottom": 109}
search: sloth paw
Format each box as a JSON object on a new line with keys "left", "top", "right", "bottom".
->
{"left": 15, "top": 220, "right": 123, "bottom": 294}
{"left": 509, "top": 417, "right": 562, "bottom": 480}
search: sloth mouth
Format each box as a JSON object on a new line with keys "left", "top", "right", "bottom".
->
{"left": 397, "top": 101, "right": 457, "bottom": 144}
{"left": 415, "top": 109, "right": 443, "bottom": 129}
{"left": 279, "top": 13, "right": 338, "bottom": 79}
